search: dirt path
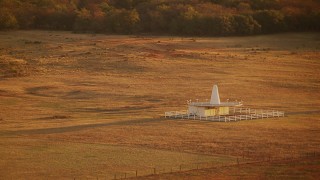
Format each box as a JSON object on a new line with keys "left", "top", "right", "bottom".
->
{"left": 0, "top": 118, "right": 168, "bottom": 136}
{"left": 3, "top": 110, "right": 320, "bottom": 136}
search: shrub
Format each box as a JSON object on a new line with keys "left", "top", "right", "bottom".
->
{"left": 0, "top": 8, "right": 18, "bottom": 29}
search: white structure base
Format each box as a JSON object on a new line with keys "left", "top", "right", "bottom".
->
{"left": 165, "top": 107, "right": 285, "bottom": 122}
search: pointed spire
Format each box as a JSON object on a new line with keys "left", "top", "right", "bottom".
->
{"left": 210, "top": 85, "right": 220, "bottom": 104}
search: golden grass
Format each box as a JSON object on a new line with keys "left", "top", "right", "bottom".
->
{"left": 139, "top": 159, "right": 320, "bottom": 180}
{"left": 0, "top": 137, "right": 236, "bottom": 179}
{"left": 0, "top": 31, "right": 319, "bottom": 179}
{"left": 39, "top": 115, "right": 319, "bottom": 159}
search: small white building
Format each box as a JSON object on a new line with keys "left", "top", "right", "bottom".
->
{"left": 188, "top": 85, "right": 241, "bottom": 117}
{"left": 165, "top": 84, "right": 285, "bottom": 122}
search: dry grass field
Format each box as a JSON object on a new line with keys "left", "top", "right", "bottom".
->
{"left": 0, "top": 31, "right": 320, "bottom": 179}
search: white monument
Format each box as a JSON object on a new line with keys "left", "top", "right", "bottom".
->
{"left": 188, "top": 85, "right": 241, "bottom": 116}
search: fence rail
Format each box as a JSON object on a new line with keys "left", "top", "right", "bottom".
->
{"left": 165, "top": 107, "right": 285, "bottom": 122}
{"left": 79, "top": 151, "right": 319, "bottom": 180}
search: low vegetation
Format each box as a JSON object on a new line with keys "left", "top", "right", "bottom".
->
{"left": 0, "top": 55, "right": 29, "bottom": 77}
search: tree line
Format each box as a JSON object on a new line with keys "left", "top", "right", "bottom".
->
{"left": 0, "top": 0, "right": 319, "bottom": 36}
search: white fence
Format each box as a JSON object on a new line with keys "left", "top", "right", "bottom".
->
{"left": 165, "top": 107, "right": 285, "bottom": 122}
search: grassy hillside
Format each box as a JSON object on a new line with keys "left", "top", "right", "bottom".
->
{"left": 0, "top": 31, "right": 319, "bottom": 179}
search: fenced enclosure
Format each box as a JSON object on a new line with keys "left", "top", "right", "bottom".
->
{"left": 165, "top": 107, "right": 285, "bottom": 122}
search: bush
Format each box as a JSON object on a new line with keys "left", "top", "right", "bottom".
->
{"left": 104, "top": 9, "right": 140, "bottom": 34}
{"left": 253, "top": 10, "right": 286, "bottom": 33}
{"left": 0, "top": 8, "right": 18, "bottom": 29}
{"left": 233, "top": 15, "right": 261, "bottom": 35}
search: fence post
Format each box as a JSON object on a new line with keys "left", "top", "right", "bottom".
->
{"left": 154, "top": 168, "right": 156, "bottom": 174}
{"left": 136, "top": 170, "right": 138, "bottom": 177}
{"left": 124, "top": 173, "right": 126, "bottom": 179}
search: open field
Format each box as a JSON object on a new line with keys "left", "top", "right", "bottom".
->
{"left": 1, "top": 137, "right": 237, "bottom": 179}
{"left": 0, "top": 31, "right": 320, "bottom": 179}
{"left": 140, "top": 158, "right": 320, "bottom": 179}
